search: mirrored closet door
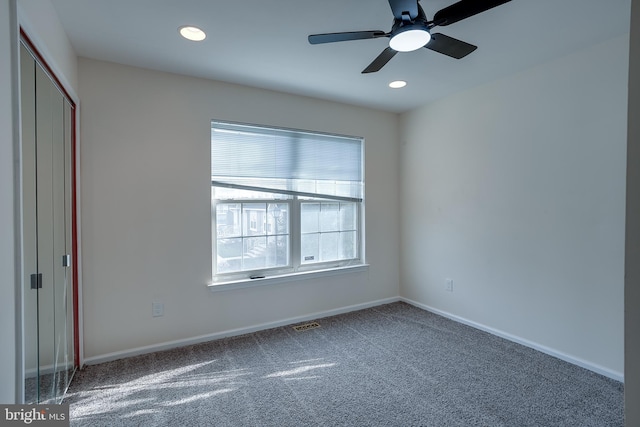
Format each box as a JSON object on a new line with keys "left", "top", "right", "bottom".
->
{"left": 20, "top": 39, "right": 76, "bottom": 404}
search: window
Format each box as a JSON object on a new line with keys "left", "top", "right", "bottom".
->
{"left": 211, "top": 121, "right": 364, "bottom": 282}
{"left": 300, "top": 202, "right": 357, "bottom": 264}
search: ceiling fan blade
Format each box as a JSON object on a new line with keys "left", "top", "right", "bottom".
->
{"left": 308, "top": 31, "right": 387, "bottom": 45}
{"left": 433, "top": 0, "right": 511, "bottom": 27}
{"left": 425, "top": 33, "right": 477, "bottom": 59}
{"left": 362, "top": 47, "right": 398, "bottom": 74}
{"left": 388, "top": 0, "right": 419, "bottom": 20}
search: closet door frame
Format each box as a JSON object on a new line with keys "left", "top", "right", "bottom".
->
{"left": 20, "top": 29, "right": 80, "bottom": 372}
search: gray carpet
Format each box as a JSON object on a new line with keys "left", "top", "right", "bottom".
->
{"left": 65, "top": 302, "right": 623, "bottom": 426}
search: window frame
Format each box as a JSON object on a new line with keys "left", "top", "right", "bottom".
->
{"left": 209, "top": 120, "right": 366, "bottom": 286}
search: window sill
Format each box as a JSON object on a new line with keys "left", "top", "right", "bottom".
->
{"left": 207, "top": 264, "right": 369, "bottom": 292}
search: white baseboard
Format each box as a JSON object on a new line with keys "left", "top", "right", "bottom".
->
{"left": 84, "top": 296, "right": 401, "bottom": 366}
{"left": 24, "top": 361, "right": 74, "bottom": 378}
{"left": 400, "top": 297, "right": 624, "bottom": 382}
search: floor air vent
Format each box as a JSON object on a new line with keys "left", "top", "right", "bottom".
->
{"left": 293, "top": 322, "right": 320, "bottom": 332}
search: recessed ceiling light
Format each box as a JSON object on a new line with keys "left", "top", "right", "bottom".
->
{"left": 179, "top": 26, "right": 206, "bottom": 42}
{"left": 389, "top": 80, "right": 407, "bottom": 89}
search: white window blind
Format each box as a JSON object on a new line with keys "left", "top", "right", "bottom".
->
{"left": 211, "top": 121, "right": 363, "bottom": 202}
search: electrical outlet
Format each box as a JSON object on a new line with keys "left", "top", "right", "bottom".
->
{"left": 445, "top": 279, "right": 454, "bottom": 292}
{"left": 152, "top": 302, "right": 164, "bottom": 317}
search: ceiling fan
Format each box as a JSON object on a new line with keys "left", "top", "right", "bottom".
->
{"left": 308, "top": 0, "right": 512, "bottom": 73}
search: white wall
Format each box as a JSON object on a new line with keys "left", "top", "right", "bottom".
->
{"left": 17, "top": 0, "right": 78, "bottom": 94}
{"left": 77, "top": 58, "right": 401, "bottom": 360}
{"left": 400, "top": 35, "right": 628, "bottom": 378}
{"left": 0, "top": 0, "right": 19, "bottom": 404}
{"left": 626, "top": 0, "right": 640, "bottom": 423}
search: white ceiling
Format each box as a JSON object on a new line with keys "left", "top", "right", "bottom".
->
{"left": 50, "top": 0, "right": 631, "bottom": 113}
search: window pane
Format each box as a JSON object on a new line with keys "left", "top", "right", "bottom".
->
{"left": 216, "top": 201, "right": 291, "bottom": 275}
{"left": 339, "top": 231, "right": 356, "bottom": 259}
{"left": 217, "top": 238, "right": 242, "bottom": 273}
{"left": 266, "top": 235, "right": 289, "bottom": 267}
{"left": 320, "top": 232, "right": 339, "bottom": 262}
{"left": 339, "top": 203, "right": 356, "bottom": 231}
{"left": 320, "top": 203, "right": 339, "bottom": 232}
{"left": 243, "top": 236, "right": 267, "bottom": 270}
{"left": 216, "top": 204, "right": 241, "bottom": 238}
{"left": 301, "top": 203, "right": 320, "bottom": 233}
{"left": 267, "top": 203, "right": 289, "bottom": 235}
{"left": 243, "top": 203, "right": 266, "bottom": 236}
{"left": 301, "top": 233, "right": 319, "bottom": 264}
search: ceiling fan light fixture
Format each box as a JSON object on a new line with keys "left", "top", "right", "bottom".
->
{"left": 179, "top": 26, "right": 206, "bottom": 41}
{"left": 389, "top": 26, "right": 431, "bottom": 52}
